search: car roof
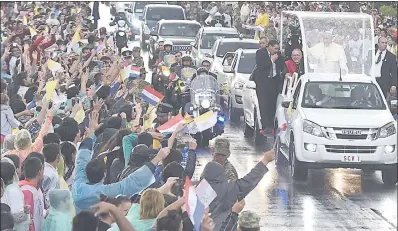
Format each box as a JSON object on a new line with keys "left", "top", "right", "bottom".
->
{"left": 145, "top": 4, "right": 183, "bottom": 9}
{"left": 300, "top": 73, "right": 376, "bottom": 84}
{"left": 217, "top": 38, "right": 258, "bottom": 43}
{"left": 236, "top": 49, "right": 257, "bottom": 54}
{"left": 202, "top": 27, "right": 238, "bottom": 34}
{"left": 159, "top": 20, "right": 201, "bottom": 26}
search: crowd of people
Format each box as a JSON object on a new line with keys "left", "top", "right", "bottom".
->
{"left": 0, "top": 1, "right": 276, "bottom": 231}
{"left": 0, "top": 1, "right": 397, "bottom": 231}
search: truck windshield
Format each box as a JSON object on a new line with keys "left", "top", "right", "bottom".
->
{"left": 301, "top": 82, "right": 386, "bottom": 110}
{"left": 160, "top": 24, "right": 201, "bottom": 37}
{"left": 201, "top": 33, "right": 239, "bottom": 49}
{"left": 146, "top": 7, "right": 184, "bottom": 21}
{"left": 216, "top": 42, "right": 259, "bottom": 57}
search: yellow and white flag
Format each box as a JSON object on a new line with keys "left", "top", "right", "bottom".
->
{"left": 29, "top": 27, "right": 37, "bottom": 36}
{"left": 45, "top": 81, "right": 57, "bottom": 101}
{"left": 23, "top": 15, "right": 28, "bottom": 25}
{"left": 47, "top": 59, "right": 62, "bottom": 73}
{"left": 74, "top": 108, "right": 85, "bottom": 124}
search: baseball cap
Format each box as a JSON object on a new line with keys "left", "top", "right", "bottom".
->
{"left": 238, "top": 211, "right": 261, "bottom": 229}
{"left": 213, "top": 137, "right": 230, "bottom": 157}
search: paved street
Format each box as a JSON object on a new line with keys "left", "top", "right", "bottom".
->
{"left": 96, "top": 3, "right": 397, "bottom": 230}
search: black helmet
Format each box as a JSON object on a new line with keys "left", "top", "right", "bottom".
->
{"left": 181, "top": 55, "right": 192, "bottom": 63}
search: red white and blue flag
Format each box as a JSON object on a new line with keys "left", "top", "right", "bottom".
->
{"left": 140, "top": 86, "right": 164, "bottom": 106}
{"left": 184, "top": 177, "right": 206, "bottom": 231}
{"left": 157, "top": 114, "right": 185, "bottom": 134}
{"left": 128, "top": 66, "right": 141, "bottom": 79}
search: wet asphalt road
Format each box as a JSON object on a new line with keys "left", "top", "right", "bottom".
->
{"left": 96, "top": 3, "right": 397, "bottom": 230}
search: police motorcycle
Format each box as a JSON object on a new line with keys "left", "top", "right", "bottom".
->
{"left": 185, "top": 71, "right": 225, "bottom": 147}
{"left": 110, "top": 11, "right": 130, "bottom": 55}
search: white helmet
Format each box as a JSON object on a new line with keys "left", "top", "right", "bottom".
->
{"left": 214, "top": 12, "right": 222, "bottom": 17}
{"left": 158, "top": 37, "right": 165, "bottom": 43}
{"left": 121, "top": 47, "right": 132, "bottom": 56}
{"left": 164, "top": 40, "right": 173, "bottom": 47}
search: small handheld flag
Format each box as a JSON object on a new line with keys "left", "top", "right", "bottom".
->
{"left": 140, "top": 86, "right": 164, "bottom": 106}
{"left": 47, "top": 59, "right": 62, "bottom": 73}
{"left": 45, "top": 81, "right": 57, "bottom": 101}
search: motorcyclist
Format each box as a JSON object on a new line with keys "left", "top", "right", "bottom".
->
{"left": 192, "top": 60, "right": 218, "bottom": 80}
{"left": 109, "top": 9, "right": 134, "bottom": 40}
{"left": 171, "top": 51, "right": 182, "bottom": 69}
{"left": 121, "top": 47, "right": 133, "bottom": 66}
{"left": 132, "top": 46, "right": 144, "bottom": 68}
{"left": 168, "top": 55, "right": 197, "bottom": 114}
{"left": 158, "top": 40, "right": 173, "bottom": 62}
{"left": 151, "top": 37, "right": 165, "bottom": 66}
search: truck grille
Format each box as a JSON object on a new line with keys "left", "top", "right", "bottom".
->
{"left": 173, "top": 45, "right": 191, "bottom": 51}
{"left": 324, "top": 127, "right": 377, "bottom": 140}
{"left": 325, "top": 145, "right": 377, "bottom": 154}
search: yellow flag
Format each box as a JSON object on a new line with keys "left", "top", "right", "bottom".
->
{"left": 23, "top": 16, "right": 28, "bottom": 25}
{"left": 120, "top": 69, "right": 128, "bottom": 82}
{"left": 144, "top": 105, "right": 156, "bottom": 130}
{"left": 45, "top": 81, "right": 57, "bottom": 101}
{"left": 153, "top": 139, "right": 161, "bottom": 149}
{"left": 74, "top": 108, "right": 85, "bottom": 124}
{"left": 287, "top": 102, "right": 293, "bottom": 116}
{"left": 44, "top": 27, "right": 49, "bottom": 33}
{"left": 47, "top": 59, "right": 62, "bottom": 73}
{"left": 71, "top": 8, "right": 77, "bottom": 15}
{"left": 29, "top": 27, "right": 37, "bottom": 36}
{"left": 34, "top": 6, "right": 39, "bottom": 16}
{"left": 72, "top": 27, "right": 81, "bottom": 45}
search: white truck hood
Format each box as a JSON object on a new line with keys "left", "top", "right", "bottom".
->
{"left": 302, "top": 108, "right": 393, "bottom": 128}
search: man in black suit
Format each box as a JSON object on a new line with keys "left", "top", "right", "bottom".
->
{"left": 374, "top": 37, "right": 397, "bottom": 98}
{"left": 252, "top": 39, "right": 284, "bottom": 135}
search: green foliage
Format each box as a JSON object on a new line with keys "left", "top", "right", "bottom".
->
{"left": 379, "top": 5, "right": 398, "bottom": 17}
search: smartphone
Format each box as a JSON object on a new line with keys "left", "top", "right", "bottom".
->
{"left": 237, "top": 193, "right": 245, "bottom": 202}
{"left": 139, "top": 117, "right": 144, "bottom": 126}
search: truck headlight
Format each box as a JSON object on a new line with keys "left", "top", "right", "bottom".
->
{"left": 201, "top": 99, "right": 210, "bottom": 109}
{"left": 377, "top": 122, "right": 396, "bottom": 139}
{"left": 234, "top": 82, "right": 244, "bottom": 90}
{"left": 303, "top": 120, "right": 324, "bottom": 137}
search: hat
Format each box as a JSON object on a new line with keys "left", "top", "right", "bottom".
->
{"left": 213, "top": 137, "right": 231, "bottom": 157}
{"left": 156, "top": 103, "right": 173, "bottom": 116}
{"left": 238, "top": 211, "right": 261, "bottom": 229}
{"left": 133, "top": 47, "right": 141, "bottom": 52}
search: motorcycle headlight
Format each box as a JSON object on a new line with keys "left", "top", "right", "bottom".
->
{"left": 376, "top": 122, "right": 396, "bottom": 139}
{"left": 303, "top": 120, "right": 324, "bottom": 137}
{"left": 201, "top": 99, "right": 211, "bottom": 109}
{"left": 144, "top": 25, "right": 150, "bottom": 34}
{"left": 234, "top": 82, "right": 244, "bottom": 90}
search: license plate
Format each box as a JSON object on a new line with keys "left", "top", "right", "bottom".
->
{"left": 342, "top": 155, "right": 361, "bottom": 163}
{"left": 341, "top": 129, "right": 362, "bottom": 135}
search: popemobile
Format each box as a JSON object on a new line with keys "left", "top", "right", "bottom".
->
{"left": 242, "top": 11, "right": 397, "bottom": 185}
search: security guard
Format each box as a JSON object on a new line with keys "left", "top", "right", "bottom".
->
{"left": 153, "top": 102, "right": 174, "bottom": 130}
{"left": 132, "top": 46, "right": 144, "bottom": 68}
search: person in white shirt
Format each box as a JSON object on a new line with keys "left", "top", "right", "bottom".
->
{"left": 46, "top": 13, "right": 60, "bottom": 26}
{"left": 42, "top": 143, "right": 61, "bottom": 209}
{"left": 240, "top": 2, "right": 251, "bottom": 23}
{"left": 347, "top": 33, "right": 363, "bottom": 60}
{"left": 308, "top": 31, "right": 348, "bottom": 74}
{"left": 8, "top": 45, "right": 22, "bottom": 77}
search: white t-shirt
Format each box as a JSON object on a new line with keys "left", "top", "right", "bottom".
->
{"left": 9, "top": 56, "right": 21, "bottom": 76}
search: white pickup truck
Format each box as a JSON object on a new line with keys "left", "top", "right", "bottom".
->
{"left": 272, "top": 73, "right": 397, "bottom": 185}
